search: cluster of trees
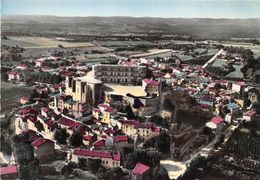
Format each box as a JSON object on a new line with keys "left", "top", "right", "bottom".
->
{"left": 178, "top": 155, "right": 208, "bottom": 180}
{"left": 24, "top": 71, "right": 63, "bottom": 85}
{"left": 225, "top": 46, "right": 256, "bottom": 67}
{"left": 30, "top": 88, "right": 49, "bottom": 101}
{"left": 143, "top": 131, "right": 171, "bottom": 154}
{"left": 148, "top": 115, "right": 171, "bottom": 129}
{"left": 121, "top": 147, "right": 161, "bottom": 169}
{"left": 115, "top": 44, "right": 155, "bottom": 52}
{"left": 97, "top": 167, "right": 129, "bottom": 180}
{"left": 54, "top": 127, "right": 83, "bottom": 148}
{"left": 11, "top": 134, "right": 40, "bottom": 179}
{"left": 214, "top": 134, "right": 225, "bottom": 149}
{"left": 65, "top": 159, "right": 130, "bottom": 180}
{"left": 1, "top": 45, "right": 24, "bottom": 62}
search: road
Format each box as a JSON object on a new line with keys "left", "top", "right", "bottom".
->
{"left": 184, "top": 124, "right": 237, "bottom": 165}
{"left": 202, "top": 49, "right": 223, "bottom": 69}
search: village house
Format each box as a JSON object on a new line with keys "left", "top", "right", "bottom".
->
{"left": 142, "top": 78, "right": 161, "bottom": 95}
{"left": 92, "top": 103, "right": 120, "bottom": 125}
{"left": 31, "top": 138, "right": 55, "bottom": 161}
{"left": 16, "top": 64, "right": 28, "bottom": 70}
{"left": 83, "top": 135, "right": 96, "bottom": 146}
{"left": 132, "top": 162, "right": 151, "bottom": 180}
{"left": 71, "top": 149, "right": 121, "bottom": 168}
{"left": 225, "top": 102, "right": 240, "bottom": 115}
{"left": 114, "top": 135, "right": 129, "bottom": 148}
{"left": 21, "top": 129, "right": 42, "bottom": 142}
{"left": 36, "top": 115, "right": 57, "bottom": 139}
{"left": 119, "top": 120, "right": 161, "bottom": 141}
{"left": 51, "top": 94, "right": 91, "bottom": 116}
{"left": 20, "top": 96, "right": 30, "bottom": 105}
{"left": 206, "top": 117, "right": 224, "bottom": 133}
{"left": 243, "top": 110, "right": 257, "bottom": 121}
{"left": 231, "top": 81, "right": 245, "bottom": 95}
{"left": 0, "top": 165, "right": 19, "bottom": 179}
{"left": 58, "top": 116, "right": 76, "bottom": 131}
{"left": 7, "top": 71, "right": 23, "bottom": 81}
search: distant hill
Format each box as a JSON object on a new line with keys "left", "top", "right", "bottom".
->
{"left": 2, "top": 15, "right": 260, "bottom": 39}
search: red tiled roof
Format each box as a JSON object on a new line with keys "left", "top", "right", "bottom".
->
{"left": 244, "top": 110, "right": 256, "bottom": 117}
{"left": 59, "top": 117, "right": 75, "bottom": 127}
{"left": 93, "top": 108, "right": 101, "bottom": 113}
{"left": 119, "top": 120, "right": 140, "bottom": 126}
{"left": 181, "top": 64, "right": 189, "bottom": 67}
{"left": 41, "top": 107, "right": 49, "bottom": 113}
{"left": 69, "top": 122, "right": 86, "bottom": 133}
{"left": 143, "top": 79, "right": 160, "bottom": 86}
{"left": 101, "top": 135, "right": 107, "bottom": 139}
{"left": 93, "top": 139, "right": 106, "bottom": 147}
{"left": 21, "top": 96, "right": 30, "bottom": 101}
{"left": 69, "top": 122, "right": 82, "bottom": 129}
{"left": 28, "top": 117, "right": 38, "bottom": 123}
{"left": 0, "top": 165, "right": 18, "bottom": 176}
{"left": 31, "top": 138, "right": 53, "bottom": 148}
{"left": 152, "top": 127, "right": 161, "bottom": 133}
{"left": 210, "top": 117, "right": 224, "bottom": 125}
{"left": 98, "top": 104, "right": 109, "bottom": 109}
{"left": 112, "top": 153, "right": 121, "bottom": 161}
{"left": 135, "top": 123, "right": 153, "bottom": 129}
{"left": 200, "top": 104, "right": 209, "bottom": 109}
{"left": 46, "top": 120, "right": 56, "bottom": 128}
{"left": 73, "top": 149, "right": 112, "bottom": 159}
{"left": 132, "top": 162, "right": 150, "bottom": 175}
{"left": 114, "top": 135, "right": 128, "bottom": 142}
{"left": 19, "top": 107, "right": 32, "bottom": 115}
{"left": 105, "top": 107, "right": 114, "bottom": 112}
{"left": 83, "top": 135, "right": 93, "bottom": 141}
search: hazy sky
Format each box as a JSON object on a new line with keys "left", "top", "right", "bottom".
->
{"left": 2, "top": 0, "right": 260, "bottom": 18}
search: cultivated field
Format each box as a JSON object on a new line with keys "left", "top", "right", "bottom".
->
{"left": 2, "top": 36, "right": 95, "bottom": 48}
{"left": 1, "top": 82, "right": 33, "bottom": 113}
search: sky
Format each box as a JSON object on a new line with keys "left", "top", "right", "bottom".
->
{"left": 1, "top": 0, "right": 260, "bottom": 18}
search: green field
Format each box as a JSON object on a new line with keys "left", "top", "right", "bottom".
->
{"left": 2, "top": 36, "right": 95, "bottom": 48}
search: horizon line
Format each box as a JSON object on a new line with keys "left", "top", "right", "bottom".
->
{"left": 3, "top": 14, "right": 260, "bottom": 20}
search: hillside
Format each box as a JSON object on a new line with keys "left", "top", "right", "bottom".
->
{"left": 2, "top": 15, "right": 260, "bottom": 39}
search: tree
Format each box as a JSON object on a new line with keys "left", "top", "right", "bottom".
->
{"left": 149, "top": 115, "right": 170, "bottom": 129}
{"left": 11, "top": 134, "right": 38, "bottom": 179}
{"left": 1, "top": 73, "right": 8, "bottom": 81}
{"left": 98, "top": 167, "right": 129, "bottom": 180}
{"left": 179, "top": 155, "right": 207, "bottom": 180}
{"left": 30, "top": 89, "right": 39, "bottom": 101}
{"left": 54, "top": 127, "right": 69, "bottom": 145}
{"left": 252, "top": 102, "right": 260, "bottom": 114}
{"left": 69, "top": 132, "right": 83, "bottom": 148}
{"left": 61, "top": 162, "right": 77, "bottom": 177}
{"left": 202, "top": 127, "right": 212, "bottom": 135}
{"left": 86, "top": 159, "right": 102, "bottom": 173}
{"left": 124, "top": 148, "right": 161, "bottom": 169}
{"left": 143, "top": 131, "right": 171, "bottom": 154}
{"left": 51, "top": 74, "right": 63, "bottom": 84}
{"left": 58, "top": 44, "right": 64, "bottom": 48}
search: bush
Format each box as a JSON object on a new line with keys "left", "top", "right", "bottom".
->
{"left": 69, "top": 132, "right": 83, "bottom": 148}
